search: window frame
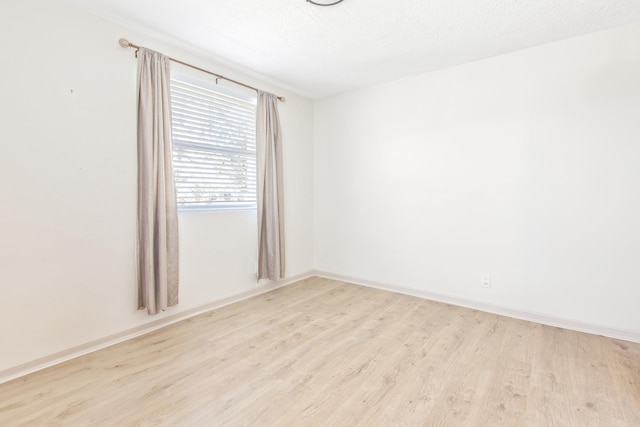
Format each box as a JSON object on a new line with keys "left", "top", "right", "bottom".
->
{"left": 170, "top": 65, "right": 258, "bottom": 212}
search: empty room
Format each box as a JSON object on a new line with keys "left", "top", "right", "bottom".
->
{"left": 1, "top": 0, "right": 639, "bottom": 425}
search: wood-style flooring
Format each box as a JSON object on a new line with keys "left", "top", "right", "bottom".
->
{"left": 1, "top": 277, "right": 639, "bottom": 426}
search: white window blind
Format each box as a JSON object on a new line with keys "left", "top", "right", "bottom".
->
{"left": 170, "top": 77, "right": 257, "bottom": 210}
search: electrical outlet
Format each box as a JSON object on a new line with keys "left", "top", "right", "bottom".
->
{"left": 481, "top": 274, "right": 491, "bottom": 288}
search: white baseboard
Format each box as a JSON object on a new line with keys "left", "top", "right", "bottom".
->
{"left": 4, "top": 269, "right": 637, "bottom": 385}
{"left": 0, "top": 271, "right": 314, "bottom": 385}
{"left": 313, "top": 270, "right": 640, "bottom": 344}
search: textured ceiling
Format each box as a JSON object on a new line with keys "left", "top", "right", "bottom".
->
{"left": 70, "top": 0, "right": 640, "bottom": 98}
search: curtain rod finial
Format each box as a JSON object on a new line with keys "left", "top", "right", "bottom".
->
{"left": 119, "top": 38, "right": 131, "bottom": 48}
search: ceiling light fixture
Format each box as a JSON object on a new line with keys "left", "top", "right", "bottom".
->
{"left": 307, "top": 0, "right": 344, "bottom": 6}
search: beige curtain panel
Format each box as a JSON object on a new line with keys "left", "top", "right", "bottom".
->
{"left": 257, "top": 91, "right": 285, "bottom": 281}
{"left": 137, "top": 47, "right": 180, "bottom": 315}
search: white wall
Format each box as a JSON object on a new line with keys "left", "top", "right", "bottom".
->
{"left": 314, "top": 22, "right": 640, "bottom": 334}
{"left": 0, "top": 0, "right": 314, "bottom": 374}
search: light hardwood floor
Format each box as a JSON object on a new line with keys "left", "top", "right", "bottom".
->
{"left": 1, "top": 277, "right": 639, "bottom": 426}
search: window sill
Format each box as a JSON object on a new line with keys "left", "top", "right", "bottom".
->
{"left": 178, "top": 205, "right": 257, "bottom": 214}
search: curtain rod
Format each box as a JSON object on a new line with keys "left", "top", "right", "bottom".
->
{"left": 118, "top": 38, "right": 285, "bottom": 102}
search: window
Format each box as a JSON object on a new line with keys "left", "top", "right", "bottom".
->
{"left": 170, "top": 71, "right": 257, "bottom": 210}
